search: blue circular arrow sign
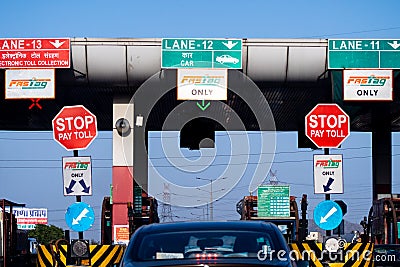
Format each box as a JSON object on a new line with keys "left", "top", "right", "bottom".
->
{"left": 314, "top": 200, "right": 343, "bottom": 230}
{"left": 65, "top": 202, "right": 95, "bottom": 232}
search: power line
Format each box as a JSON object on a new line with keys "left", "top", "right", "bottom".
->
{"left": 304, "top": 26, "right": 400, "bottom": 38}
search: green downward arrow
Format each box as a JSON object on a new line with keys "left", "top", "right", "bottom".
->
{"left": 197, "top": 100, "right": 210, "bottom": 111}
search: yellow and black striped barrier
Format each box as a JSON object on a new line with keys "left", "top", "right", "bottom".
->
{"left": 37, "top": 243, "right": 125, "bottom": 267}
{"left": 37, "top": 244, "right": 56, "bottom": 267}
{"left": 289, "top": 241, "right": 374, "bottom": 267}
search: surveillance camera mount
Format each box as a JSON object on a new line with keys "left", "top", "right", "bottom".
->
{"left": 115, "top": 118, "right": 131, "bottom": 136}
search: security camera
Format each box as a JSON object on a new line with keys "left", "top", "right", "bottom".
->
{"left": 115, "top": 118, "right": 131, "bottom": 136}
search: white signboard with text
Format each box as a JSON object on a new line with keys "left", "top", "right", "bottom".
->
{"left": 177, "top": 69, "right": 227, "bottom": 100}
{"left": 12, "top": 208, "right": 48, "bottom": 230}
{"left": 114, "top": 225, "right": 130, "bottom": 245}
{"left": 314, "top": 154, "right": 343, "bottom": 194}
{"left": 343, "top": 69, "right": 393, "bottom": 101}
{"left": 5, "top": 69, "right": 55, "bottom": 99}
{"left": 62, "top": 156, "right": 92, "bottom": 196}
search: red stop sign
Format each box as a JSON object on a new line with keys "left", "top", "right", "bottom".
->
{"left": 52, "top": 105, "right": 98, "bottom": 150}
{"left": 305, "top": 103, "right": 350, "bottom": 148}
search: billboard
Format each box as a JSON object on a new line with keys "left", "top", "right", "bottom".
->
{"left": 11, "top": 208, "right": 48, "bottom": 230}
{"left": 257, "top": 185, "right": 290, "bottom": 217}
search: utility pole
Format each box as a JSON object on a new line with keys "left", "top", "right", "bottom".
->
{"left": 196, "top": 177, "right": 227, "bottom": 221}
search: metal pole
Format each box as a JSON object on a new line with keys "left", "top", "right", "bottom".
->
{"left": 210, "top": 179, "right": 214, "bottom": 221}
{"left": 74, "top": 150, "right": 84, "bottom": 240}
{"left": 324, "top": 148, "right": 331, "bottom": 237}
{"left": 2, "top": 201, "right": 5, "bottom": 267}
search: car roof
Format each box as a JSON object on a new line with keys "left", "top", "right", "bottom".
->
{"left": 136, "top": 220, "right": 279, "bottom": 234}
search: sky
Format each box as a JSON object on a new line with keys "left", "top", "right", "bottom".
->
{"left": 2, "top": 0, "right": 400, "bottom": 241}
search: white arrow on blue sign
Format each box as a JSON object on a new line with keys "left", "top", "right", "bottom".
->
{"left": 65, "top": 202, "right": 95, "bottom": 232}
{"left": 314, "top": 200, "right": 343, "bottom": 231}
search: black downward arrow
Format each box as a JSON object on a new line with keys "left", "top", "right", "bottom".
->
{"left": 323, "top": 177, "right": 335, "bottom": 192}
{"left": 65, "top": 180, "right": 76, "bottom": 194}
{"left": 79, "top": 179, "right": 91, "bottom": 194}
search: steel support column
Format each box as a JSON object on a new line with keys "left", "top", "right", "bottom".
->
{"left": 372, "top": 104, "right": 392, "bottom": 200}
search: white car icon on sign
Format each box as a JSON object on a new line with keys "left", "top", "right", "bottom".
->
{"left": 216, "top": 54, "right": 239, "bottom": 64}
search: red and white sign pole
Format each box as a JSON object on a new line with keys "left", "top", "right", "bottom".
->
{"left": 52, "top": 105, "right": 97, "bottom": 240}
{"left": 305, "top": 103, "right": 350, "bottom": 236}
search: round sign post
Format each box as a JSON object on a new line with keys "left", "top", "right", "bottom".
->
{"left": 53, "top": 105, "right": 97, "bottom": 245}
{"left": 305, "top": 103, "right": 349, "bottom": 236}
{"left": 305, "top": 103, "right": 350, "bottom": 148}
{"left": 52, "top": 105, "right": 98, "bottom": 151}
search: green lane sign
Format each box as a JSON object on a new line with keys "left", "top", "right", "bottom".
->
{"left": 328, "top": 39, "right": 400, "bottom": 69}
{"left": 161, "top": 38, "right": 242, "bottom": 69}
{"left": 257, "top": 185, "right": 290, "bottom": 218}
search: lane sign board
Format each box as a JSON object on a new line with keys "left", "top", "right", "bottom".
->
{"left": 329, "top": 39, "right": 400, "bottom": 69}
{"left": 314, "top": 154, "right": 343, "bottom": 194}
{"left": 177, "top": 69, "right": 227, "bottom": 100}
{"left": 52, "top": 105, "right": 98, "bottom": 151}
{"left": 5, "top": 69, "right": 55, "bottom": 99}
{"left": 0, "top": 38, "right": 70, "bottom": 68}
{"left": 305, "top": 103, "right": 350, "bottom": 148}
{"left": 65, "top": 202, "right": 95, "bottom": 232}
{"left": 314, "top": 200, "right": 343, "bottom": 230}
{"left": 257, "top": 185, "right": 290, "bottom": 218}
{"left": 62, "top": 156, "right": 92, "bottom": 196}
{"left": 162, "top": 38, "right": 242, "bottom": 69}
{"left": 343, "top": 69, "right": 393, "bottom": 101}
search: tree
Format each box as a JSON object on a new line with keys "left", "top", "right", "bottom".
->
{"left": 28, "top": 224, "right": 64, "bottom": 244}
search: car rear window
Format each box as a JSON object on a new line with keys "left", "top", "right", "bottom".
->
{"left": 136, "top": 230, "right": 276, "bottom": 260}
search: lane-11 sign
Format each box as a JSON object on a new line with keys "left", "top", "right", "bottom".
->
{"left": 0, "top": 38, "right": 70, "bottom": 68}
{"left": 329, "top": 39, "right": 400, "bottom": 69}
{"left": 162, "top": 38, "right": 242, "bottom": 69}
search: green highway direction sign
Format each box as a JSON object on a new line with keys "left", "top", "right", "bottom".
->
{"left": 328, "top": 39, "right": 400, "bottom": 69}
{"left": 161, "top": 38, "right": 242, "bottom": 69}
{"left": 257, "top": 185, "right": 290, "bottom": 218}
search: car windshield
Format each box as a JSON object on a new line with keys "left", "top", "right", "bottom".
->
{"left": 136, "top": 230, "right": 275, "bottom": 260}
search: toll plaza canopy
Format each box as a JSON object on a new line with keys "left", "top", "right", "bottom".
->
{"left": 1, "top": 38, "right": 399, "bottom": 132}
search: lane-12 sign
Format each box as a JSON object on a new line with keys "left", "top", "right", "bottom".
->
{"left": 162, "top": 38, "right": 242, "bottom": 69}
{"left": 62, "top": 156, "right": 92, "bottom": 196}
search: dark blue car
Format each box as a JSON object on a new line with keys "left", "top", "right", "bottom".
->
{"left": 120, "top": 221, "right": 295, "bottom": 267}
